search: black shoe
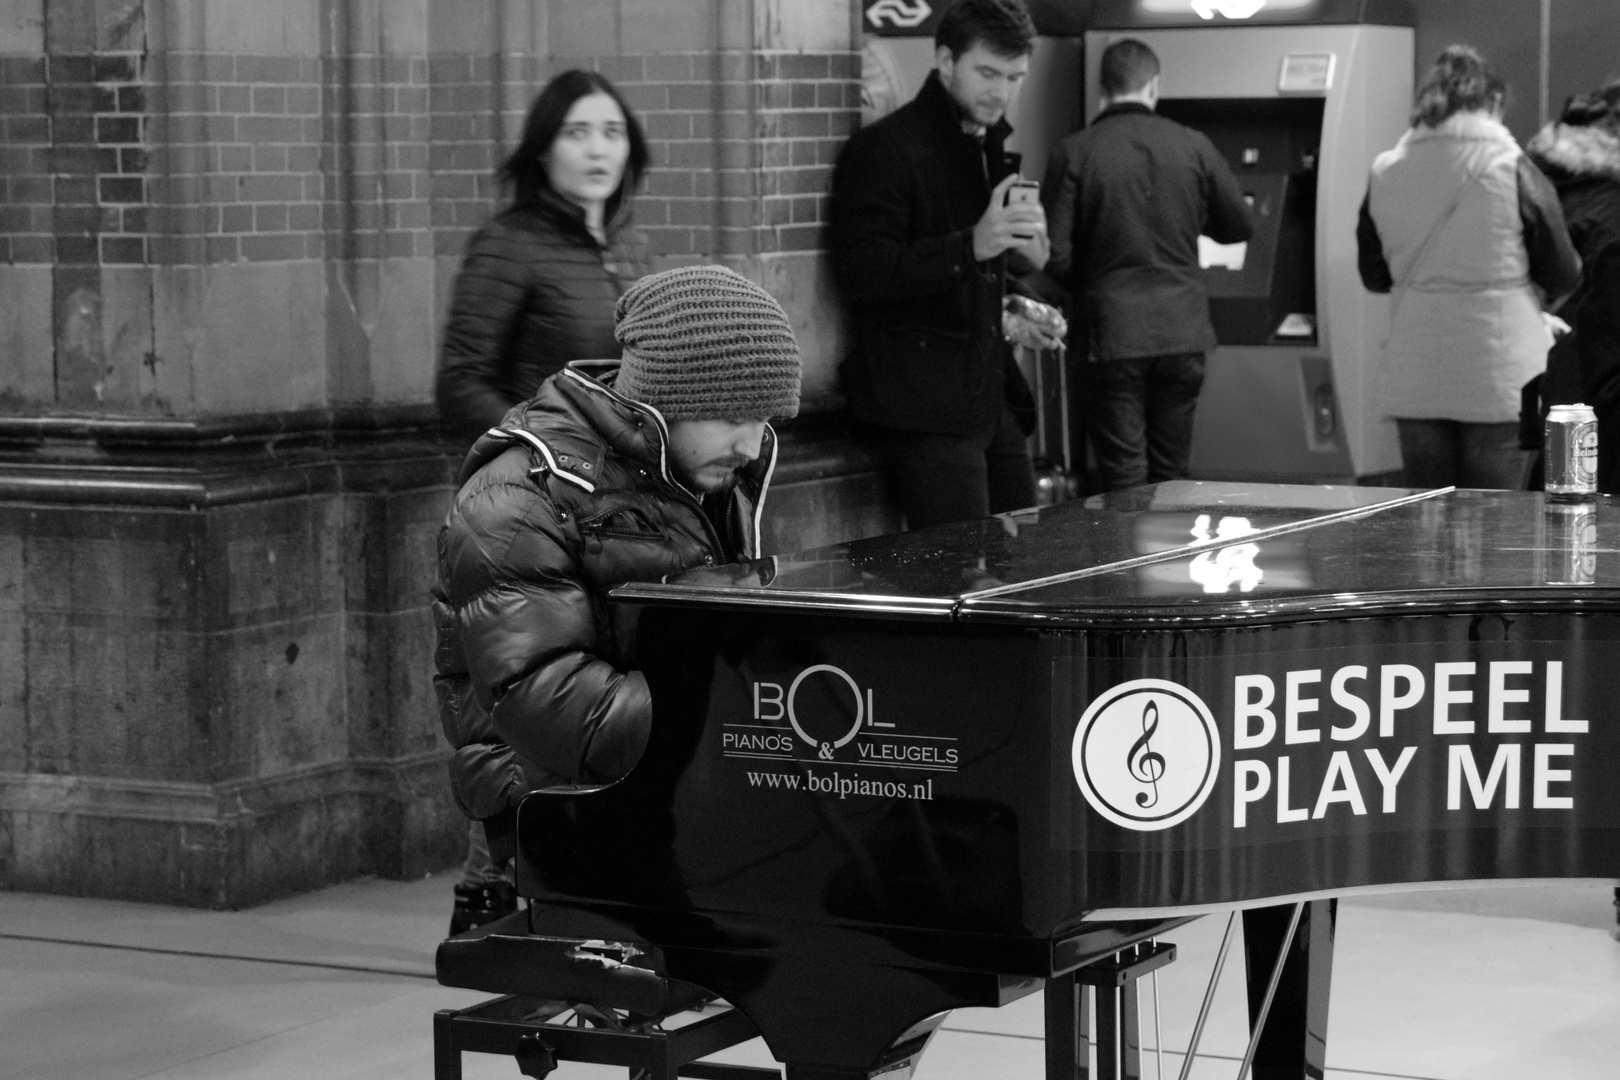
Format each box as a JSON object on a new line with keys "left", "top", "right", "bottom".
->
{"left": 449, "top": 880, "right": 519, "bottom": 936}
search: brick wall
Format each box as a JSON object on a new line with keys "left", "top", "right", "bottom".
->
{"left": 0, "top": 42, "right": 859, "bottom": 269}
{"left": 422, "top": 50, "right": 861, "bottom": 265}
{"left": 1, "top": 55, "right": 54, "bottom": 266}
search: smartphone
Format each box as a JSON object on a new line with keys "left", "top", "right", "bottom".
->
{"left": 1005, "top": 179, "right": 1039, "bottom": 207}
{"left": 1006, "top": 179, "right": 1039, "bottom": 240}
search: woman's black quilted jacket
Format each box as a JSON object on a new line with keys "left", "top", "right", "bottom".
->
{"left": 436, "top": 191, "right": 650, "bottom": 441}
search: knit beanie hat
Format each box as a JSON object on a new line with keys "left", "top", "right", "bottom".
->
{"left": 614, "top": 265, "right": 802, "bottom": 421}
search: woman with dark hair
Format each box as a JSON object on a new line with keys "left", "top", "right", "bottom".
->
{"left": 438, "top": 70, "right": 650, "bottom": 933}
{"left": 436, "top": 69, "right": 652, "bottom": 442}
{"left": 1528, "top": 81, "right": 1620, "bottom": 494}
{"left": 1357, "top": 45, "right": 1580, "bottom": 488}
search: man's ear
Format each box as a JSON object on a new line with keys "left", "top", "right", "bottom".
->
{"left": 1145, "top": 74, "right": 1162, "bottom": 107}
{"left": 935, "top": 43, "right": 955, "bottom": 79}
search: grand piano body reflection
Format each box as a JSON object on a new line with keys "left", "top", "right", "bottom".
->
{"left": 500, "top": 483, "right": 1620, "bottom": 1078}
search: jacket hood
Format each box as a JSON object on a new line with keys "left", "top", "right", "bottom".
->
{"left": 456, "top": 360, "right": 777, "bottom": 515}
{"left": 1527, "top": 120, "right": 1620, "bottom": 183}
{"left": 1402, "top": 110, "right": 1519, "bottom": 151}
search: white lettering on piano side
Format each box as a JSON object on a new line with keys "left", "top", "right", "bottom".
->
{"left": 1234, "top": 674, "right": 1277, "bottom": 749}
{"left": 742, "top": 669, "right": 956, "bottom": 771}
{"left": 1364, "top": 746, "right": 1417, "bottom": 812}
{"left": 1285, "top": 669, "right": 1322, "bottom": 744}
{"left": 1234, "top": 761, "right": 1270, "bottom": 828}
{"left": 1487, "top": 661, "right": 1534, "bottom": 733}
{"left": 723, "top": 732, "right": 795, "bottom": 753}
{"left": 1097, "top": 659, "right": 1590, "bottom": 831}
{"left": 1329, "top": 666, "right": 1371, "bottom": 740}
{"left": 754, "top": 681, "right": 785, "bottom": 721}
{"left": 1312, "top": 751, "right": 1368, "bottom": 818}
{"left": 1544, "top": 662, "right": 1587, "bottom": 732}
{"left": 1233, "top": 739, "right": 1576, "bottom": 827}
{"left": 744, "top": 770, "right": 938, "bottom": 801}
{"left": 1235, "top": 661, "right": 1583, "bottom": 749}
{"left": 1276, "top": 757, "right": 1309, "bottom": 822}
{"left": 1379, "top": 664, "right": 1424, "bottom": 736}
{"left": 1432, "top": 662, "right": 1476, "bottom": 734}
{"left": 1534, "top": 744, "right": 1576, "bottom": 808}
{"left": 803, "top": 770, "right": 933, "bottom": 801}
{"left": 1447, "top": 744, "right": 1522, "bottom": 810}
{"left": 854, "top": 742, "right": 958, "bottom": 765}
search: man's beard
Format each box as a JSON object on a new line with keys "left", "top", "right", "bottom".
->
{"left": 949, "top": 85, "right": 1004, "bottom": 129}
{"left": 678, "top": 465, "right": 742, "bottom": 496}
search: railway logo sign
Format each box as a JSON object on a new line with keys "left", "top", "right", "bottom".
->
{"left": 1072, "top": 678, "right": 1221, "bottom": 831}
{"left": 865, "top": 0, "right": 935, "bottom": 32}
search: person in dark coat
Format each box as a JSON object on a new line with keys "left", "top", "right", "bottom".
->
{"left": 1043, "top": 37, "right": 1254, "bottom": 492}
{"left": 1527, "top": 80, "right": 1620, "bottom": 493}
{"left": 436, "top": 70, "right": 652, "bottom": 444}
{"left": 829, "top": 0, "right": 1057, "bottom": 530}
{"left": 434, "top": 266, "right": 802, "bottom": 927}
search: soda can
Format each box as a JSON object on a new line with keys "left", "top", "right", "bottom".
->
{"left": 1543, "top": 499, "right": 1597, "bottom": 585}
{"left": 1545, "top": 404, "right": 1598, "bottom": 496}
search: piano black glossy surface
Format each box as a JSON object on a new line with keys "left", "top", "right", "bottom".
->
{"left": 513, "top": 483, "right": 1620, "bottom": 1076}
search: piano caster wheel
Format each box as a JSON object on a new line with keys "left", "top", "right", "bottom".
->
{"left": 514, "top": 1033, "right": 558, "bottom": 1078}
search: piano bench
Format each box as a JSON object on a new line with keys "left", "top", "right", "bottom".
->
{"left": 434, "top": 913, "right": 777, "bottom": 1080}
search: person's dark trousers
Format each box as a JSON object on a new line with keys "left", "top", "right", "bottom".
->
{"left": 1088, "top": 352, "right": 1207, "bottom": 491}
{"left": 863, "top": 404, "right": 1038, "bottom": 530}
{"left": 1394, "top": 418, "right": 1530, "bottom": 490}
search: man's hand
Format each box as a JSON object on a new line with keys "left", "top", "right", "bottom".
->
{"left": 1003, "top": 296, "right": 1068, "bottom": 350}
{"left": 975, "top": 174, "right": 1050, "bottom": 263}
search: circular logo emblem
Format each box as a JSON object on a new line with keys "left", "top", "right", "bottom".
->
{"left": 1071, "top": 679, "right": 1220, "bottom": 831}
{"left": 786, "top": 664, "right": 864, "bottom": 759}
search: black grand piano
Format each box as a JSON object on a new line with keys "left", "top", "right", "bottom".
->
{"left": 437, "top": 482, "right": 1620, "bottom": 1080}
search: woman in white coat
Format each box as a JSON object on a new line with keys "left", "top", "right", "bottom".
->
{"left": 1357, "top": 45, "right": 1580, "bottom": 488}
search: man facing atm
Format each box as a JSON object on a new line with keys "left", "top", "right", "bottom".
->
{"left": 1044, "top": 36, "right": 1255, "bottom": 492}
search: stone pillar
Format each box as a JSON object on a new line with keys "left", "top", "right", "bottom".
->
{"left": 0, "top": 0, "right": 888, "bottom": 908}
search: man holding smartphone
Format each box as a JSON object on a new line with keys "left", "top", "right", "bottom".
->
{"left": 830, "top": 0, "right": 1057, "bottom": 529}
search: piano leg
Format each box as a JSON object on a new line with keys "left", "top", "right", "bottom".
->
{"left": 1242, "top": 900, "right": 1336, "bottom": 1080}
{"left": 1044, "top": 972, "right": 1090, "bottom": 1080}
{"left": 1068, "top": 942, "right": 1177, "bottom": 1080}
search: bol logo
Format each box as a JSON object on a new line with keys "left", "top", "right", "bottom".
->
{"left": 753, "top": 665, "right": 889, "bottom": 759}
{"left": 1071, "top": 679, "right": 1220, "bottom": 831}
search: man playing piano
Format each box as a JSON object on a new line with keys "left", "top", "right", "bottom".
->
{"left": 430, "top": 264, "right": 802, "bottom": 924}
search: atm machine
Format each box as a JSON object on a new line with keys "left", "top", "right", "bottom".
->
{"left": 1086, "top": 0, "right": 1414, "bottom": 481}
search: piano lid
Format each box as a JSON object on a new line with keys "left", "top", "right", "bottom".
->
{"left": 613, "top": 481, "right": 1444, "bottom": 619}
{"left": 963, "top": 486, "right": 1620, "bottom": 627}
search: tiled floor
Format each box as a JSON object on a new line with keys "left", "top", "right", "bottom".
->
{"left": 4, "top": 874, "right": 1617, "bottom": 1080}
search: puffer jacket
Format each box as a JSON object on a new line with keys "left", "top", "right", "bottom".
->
{"left": 1356, "top": 111, "right": 1580, "bottom": 423}
{"left": 432, "top": 361, "right": 776, "bottom": 820}
{"left": 436, "top": 190, "right": 650, "bottom": 441}
{"left": 1527, "top": 118, "right": 1620, "bottom": 491}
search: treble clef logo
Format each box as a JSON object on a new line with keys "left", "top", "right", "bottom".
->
{"left": 1127, "top": 699, "right": 1167, "bottom": 808}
